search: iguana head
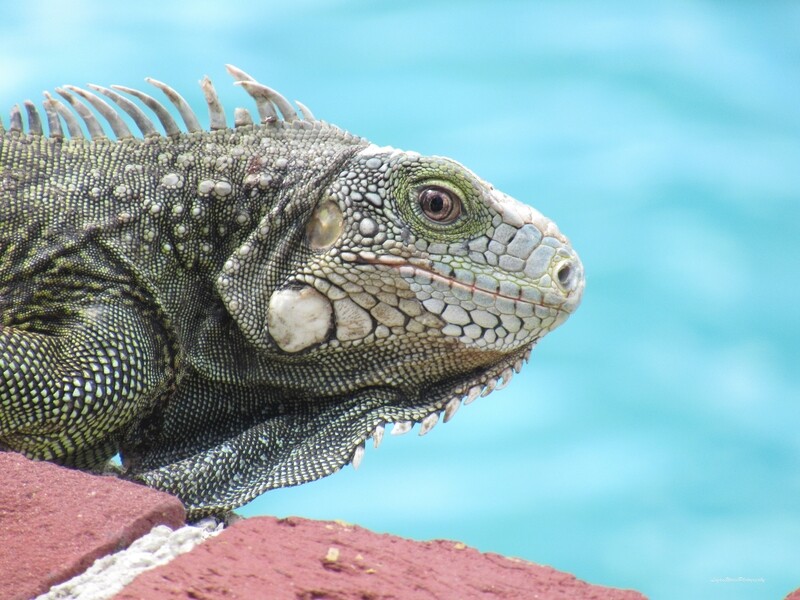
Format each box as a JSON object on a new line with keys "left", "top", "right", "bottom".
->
{"left": 253, "top": 142, "right": 584, "bottom": 466}
{"left": 295, "top": 145, "right": 584, "bottom": 355}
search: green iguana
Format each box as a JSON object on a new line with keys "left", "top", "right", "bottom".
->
{"left": 0, "top": 66, "right": 584, "bottom": 518}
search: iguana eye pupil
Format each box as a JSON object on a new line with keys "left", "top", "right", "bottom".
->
{"left": 418, "top": 187, "right": 461, "bottom": 224}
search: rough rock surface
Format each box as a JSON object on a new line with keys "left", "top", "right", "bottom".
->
{"left": 0, "top": 453, "right": 185, "bottom": 600}
{"left": 117, "top": 516, "right": 646, "bottom": 600}
{"left": 1, "top": 453, "right": 647, "bottom": 599}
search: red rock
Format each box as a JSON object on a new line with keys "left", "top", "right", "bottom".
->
{"left": 117, "top": 515, "right": 646, "bottom": 600}
{"left": 785, "top": 588, "right": 800, "bottom": 599}
{"left": 0, "top": 452, "right": 185, "bottom": 600}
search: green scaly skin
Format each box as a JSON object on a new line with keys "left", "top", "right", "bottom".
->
{"left": 0, "top": 67, "right": 584, "bottom": 518}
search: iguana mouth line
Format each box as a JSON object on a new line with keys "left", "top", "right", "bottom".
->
{"left": 345, "top": 251, "right": 566, "bottom": 312}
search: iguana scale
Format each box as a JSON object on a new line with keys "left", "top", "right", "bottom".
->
{"left": 0, "top": 66, "right": 584, "bottom": 517}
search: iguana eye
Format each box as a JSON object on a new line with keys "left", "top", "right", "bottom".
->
{"left": 418, "top": 187, "right": 462, "bottom": 224}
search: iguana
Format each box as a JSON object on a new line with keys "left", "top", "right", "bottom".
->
{"left": 0, "top": 66, "right": 584, "bottom": 518}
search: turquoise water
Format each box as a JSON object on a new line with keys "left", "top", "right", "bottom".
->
{"left": 2, "top": 1, "right": 798, "bottom": 598}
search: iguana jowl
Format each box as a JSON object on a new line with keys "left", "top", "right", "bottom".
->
{"left": 0, "top": 66, "right": 584, "bottom": 517}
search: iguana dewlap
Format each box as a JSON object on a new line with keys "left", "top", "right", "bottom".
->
{"left": 0, "top": 66, "right": 584, "bottom": 517}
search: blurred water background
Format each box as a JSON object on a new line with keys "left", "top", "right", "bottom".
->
{"left": 2, "top": 1, "right": 798, "bottom": 598}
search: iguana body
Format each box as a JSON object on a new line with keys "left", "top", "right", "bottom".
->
{"left": 0, "top": 66, "right": 584, "bottom": 517}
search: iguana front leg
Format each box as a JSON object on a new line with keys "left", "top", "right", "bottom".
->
{"left": 0, "top": 297, "right": 176, "bottom": 469}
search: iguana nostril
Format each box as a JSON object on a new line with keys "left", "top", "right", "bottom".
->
{"left": 556, "top": 263, "right": 573, "bottom": 289}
